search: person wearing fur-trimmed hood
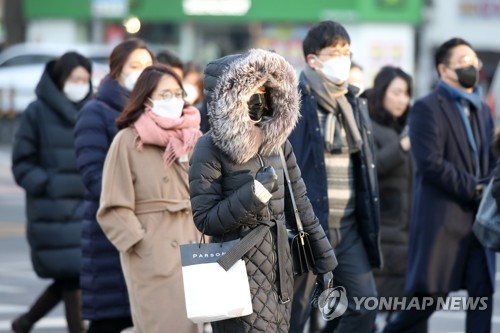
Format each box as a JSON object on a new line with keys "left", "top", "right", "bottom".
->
{"left": 189, "top": 48, "right": 338, "bottom": 332}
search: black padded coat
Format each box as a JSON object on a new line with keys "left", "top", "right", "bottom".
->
{"left": 189, "top": 49, "right": 337, "bottom": 333}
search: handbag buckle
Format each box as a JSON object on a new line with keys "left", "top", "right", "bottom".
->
{"left": 279, "top": 296, "right": 291, "bottom": 304}
{"left": 299, "top": 232, "right": 306, "bottom": 246}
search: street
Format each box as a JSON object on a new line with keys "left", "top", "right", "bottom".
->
{"left": 1, "top": 143, "right": 500, "bottom": 333}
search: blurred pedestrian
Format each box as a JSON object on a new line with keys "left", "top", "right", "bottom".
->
{"left": 156, "top": 49, "right": 184, "bottom": 80}
{"left": 383, "top": 38, "right": 496, "bottom": 333}
{"left": 288, "top": 20, "right": 381, "bottom": 333}
{"left": 184, "top": 61, "right": 211, "bottom": 133}
{"left": 74, "top": 38, "right": 153, "bottom": 333}
{"left": 11, "top": 51, "right": 93, "bottom": 333}
{"left": 97, "top": 64, "right": 203, "bottom": 333}
{"left": 367, "top": 66, "right": 427, "bottom": 332}
{"left": 183, "top": 61, "right": 204, "bottom": 105}
{"left": 349, "top": 61, "right": 365, "bottom": 97}
{"left": 189, "top": 48, "right": 337, "bottom": 333}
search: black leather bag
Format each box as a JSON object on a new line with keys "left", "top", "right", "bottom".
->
{"left": 280, "top": 149, "right": 315, "bottom": 276}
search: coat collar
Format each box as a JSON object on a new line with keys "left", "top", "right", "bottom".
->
{"left": 436, "top": 83, "right": 489, "bottom": 174}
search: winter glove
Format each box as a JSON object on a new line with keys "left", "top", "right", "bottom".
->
{"left": 311, "top": 271, "right": 334, "bottom": 308}
{"left": 255, "top": 166, "right": 279, "bottom": 194}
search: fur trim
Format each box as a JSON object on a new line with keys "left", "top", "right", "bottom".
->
{"left": 209, "top": 49, "right": 300, "bottom": 164}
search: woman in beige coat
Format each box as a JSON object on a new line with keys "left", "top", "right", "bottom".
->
{"left": 97, "top": 64, "right": 203, "bottom": 333}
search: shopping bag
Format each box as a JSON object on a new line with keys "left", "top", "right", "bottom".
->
{"left": 180, "top": 239, "right": 253, "bottom": 323}
{"left": 473, "top": 178, "right": 500, "bottom": 252}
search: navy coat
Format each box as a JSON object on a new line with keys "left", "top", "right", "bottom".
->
{"left": 289, "top": 72, "right": 382, "bottom": 269}
{"left": 74, "top": 76, "right": 131, "bottom": 320}
{"left": 12, "top": 62, "right": 90, "bottom": 279}
{"left": 406, "top": 84, "right": 496, "bottom": 294}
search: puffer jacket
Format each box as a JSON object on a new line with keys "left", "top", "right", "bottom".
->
{"left": 12, "top": 61, "right": 91, "bottom": 278}
{"left": 73, "top": 76, "right": 132, "bottom": 320}
{"left": 189, "top": 49, "right": 337, "bottom": 333}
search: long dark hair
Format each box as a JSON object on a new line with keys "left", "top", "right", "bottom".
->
{"left": 116, "top": 64, "right": 184, "bottom": 130}
{"left": 108, "top": 38, "right": 154, "bottom": 81}
{"left": 368, "top": 66, "right": 412, "bottom": 132}
{"left": 50, "top": 51, "right": 92, "bottom": 90}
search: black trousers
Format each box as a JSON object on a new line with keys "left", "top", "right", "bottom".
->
{"left": 87, "top": 316, "right": 133, "bottom": 333}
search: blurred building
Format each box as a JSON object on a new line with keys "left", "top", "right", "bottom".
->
{"left": 22, "top": 0, "right": 423, "bottom": 89}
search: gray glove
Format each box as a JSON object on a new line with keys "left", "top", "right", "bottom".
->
{"left": 255, "top": 166, "right": 278, "bottom": 193}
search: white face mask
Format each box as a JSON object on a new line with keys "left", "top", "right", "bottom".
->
{"left": 183, "top": 83, "right": 199, "bottom": 104}
{"left": 318, "top": 57, "right": 351, "bottom": 84}
{"left": 63, "top": 82, "right": 90, "bottom": 102}
{"left": 123, "top": 70, "right": 143, "bottom": 91}
{"left": 149, "top": 97, "right": 184, "bottom": 119}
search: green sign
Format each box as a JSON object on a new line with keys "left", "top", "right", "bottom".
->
{"left": 25, "top": 0, "right": 90, "bottom": 20}
{"left": 25, "top": 0, "right": 423, "bottom": 24}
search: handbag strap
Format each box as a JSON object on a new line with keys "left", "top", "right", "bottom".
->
{"left": 279, "top": 148, "right": 305, "bottom": 233}
{"left": 217, "top": 219, "right": 291, "bottom": 304}
{"left": 217, "top": 221, "right": 272, "bottom": 271}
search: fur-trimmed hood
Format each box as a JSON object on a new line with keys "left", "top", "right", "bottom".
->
{"left": 204, "top": 49, "right": 300, "bottom": 165}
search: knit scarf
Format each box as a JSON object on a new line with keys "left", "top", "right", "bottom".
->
{"left": 303, "top": 65, "right": 363, "bottom": 153}
{"left": 133, "top": 105, "right": 202, "bottom": 167}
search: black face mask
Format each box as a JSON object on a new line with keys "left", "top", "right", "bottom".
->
{"left": 455, "top": 65, "right": 478, "bottom": 89}
{"left": 248, "top": 93, "right": 268, "bottom": 122}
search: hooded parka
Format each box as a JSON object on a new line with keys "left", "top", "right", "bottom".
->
{"left": 189, "top": 49, "right": 338, "bottom": 333}
{"left": 12, "top": 61, "right": 91, "bottom": 279}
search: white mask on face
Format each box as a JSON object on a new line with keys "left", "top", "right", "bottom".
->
{"left": 63, "top": 82, "right": 90, "bottom": 102}
{"left": 318, "top": 57, "right": 352, "bottom": 84}
{"left": 123, "top": 70, "right": 143, "bottom": 91}
{"left": 183, "top": 83, "right": 199, "bottom": 104}
{"left": 149, "top": 98, "right": 184, "bottom": 119}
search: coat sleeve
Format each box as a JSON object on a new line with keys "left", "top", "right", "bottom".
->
{"left": 283, "top": 140, "right": 338, "bottom": 274}
{"left": 373, "top": 135, "right": 407, "bottom": 177}
{"left": 74, "top": 102, "right": 110, "bottom": 201}
{"left": 96, "top": 132, "right": 144, "bottom": 253}
{"left": 410, "top": 99, "right": 476, "bottom": 202}
{"left": 189, "top": 138, "right": 268, "bottom": 236}
{"left": 11, "top": 103, "right": 49, "bottom": 195}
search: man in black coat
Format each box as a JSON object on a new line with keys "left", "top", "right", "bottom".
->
{"left": 383, "top": 38, "right": 496, "bottom": 333}
{"left": 289, "top": 20, "right": 381, "bottom": 333}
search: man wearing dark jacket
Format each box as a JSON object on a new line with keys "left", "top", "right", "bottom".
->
{"left": 289, "top": 20, "right": 381, "bottom": 333}
{"left": 383, "top": 38, "right": 496, "bottom": 333}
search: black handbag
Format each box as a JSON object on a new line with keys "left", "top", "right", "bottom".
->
{"left": 279, "top": 149, "right": 315, "bottom": 276}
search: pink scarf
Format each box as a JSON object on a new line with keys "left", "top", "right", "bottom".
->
{"left": 134, "top": 105, "right": 202, "bottom": 167}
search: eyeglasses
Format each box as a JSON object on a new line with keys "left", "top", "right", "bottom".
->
{"left": 456, "top": 55, "right": 483, "bottom": 70}
{"left": 156, "top": 90, "right": 186, "bottom": 101}
{"left": 316, "top": 50, "right": 352, "bottom": 59}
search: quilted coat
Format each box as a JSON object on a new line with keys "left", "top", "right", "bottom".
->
{"left": 189, "top": 49, "right": 338, "bottom": 333}
{"left": 12, "top": 62, "right": 90, "bottom": 279}
{"left": 74, "top": 76, "right": 132, "bottom": 320}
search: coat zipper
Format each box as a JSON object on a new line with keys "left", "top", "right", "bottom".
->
{"left": 256, "top": 153, "right": 280, "bottom": 304}
{"left": 257, "top": 153, "right": 281, "bottom": 315}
